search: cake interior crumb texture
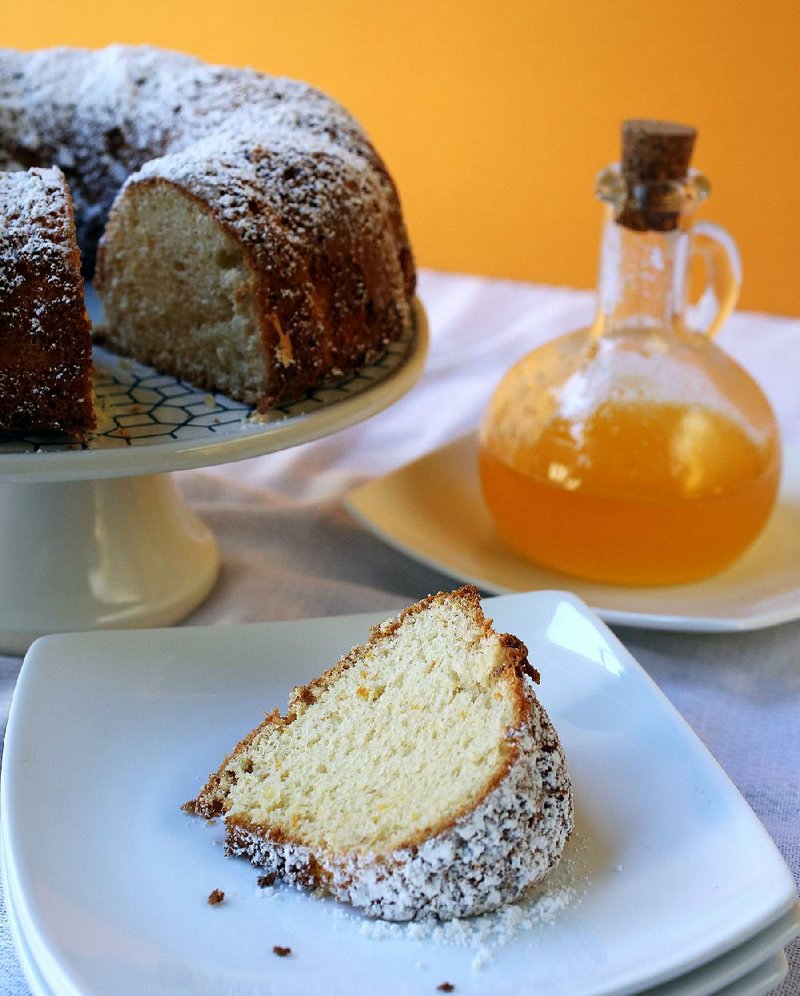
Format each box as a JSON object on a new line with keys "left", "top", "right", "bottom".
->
{"left": 189, "top": 587, "right": 573, "bottom": 922}
{"left": 0, "top": 44, "right": 416, "bottom": 422}
{"left": 221, "top": 592, "right": 519, "bottom": 852}
{"left": 98, "top": 180, "right": 267, "bottom": 403}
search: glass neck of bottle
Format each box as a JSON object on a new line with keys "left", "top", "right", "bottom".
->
{"left": 591, "top": 163, "right": 709, "bottom": 337}
{"left": 593, "top": 212, "right": 690, "bottom": 335}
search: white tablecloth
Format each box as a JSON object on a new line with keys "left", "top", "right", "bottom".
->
{"left": 1, "top": 269, "right": 798, "bottom": 993}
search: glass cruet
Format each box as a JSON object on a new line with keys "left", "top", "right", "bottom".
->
{"left": 479, "top": 119, "right": 781, "bottom": 585}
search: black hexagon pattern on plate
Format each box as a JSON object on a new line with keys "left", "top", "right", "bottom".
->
{"left": 0, "top": 329, "right": 413, "bottom": 455}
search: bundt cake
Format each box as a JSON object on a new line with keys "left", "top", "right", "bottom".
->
{"left": 0, "top": 165, "right": 95, "bottom": 434}
{"left": 187, "top": 587, "right": 574, "bottom": 921}
{"left": 0, "top": 45, "right": 415, "bottom": 417}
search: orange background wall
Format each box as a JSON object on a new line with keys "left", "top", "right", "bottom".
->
{"left": 3, "top": 0, "right": 799, "bottom": 315}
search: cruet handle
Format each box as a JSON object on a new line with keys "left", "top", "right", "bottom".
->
{"left": 689, "top": 221, "right": 742, "bottom": 338}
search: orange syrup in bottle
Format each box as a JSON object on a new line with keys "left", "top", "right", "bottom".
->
{"left": 479, "top": 120, "right": 781, "bottom": 586}
{"left": 479, "top": 393, "right": 780, "bottom": 585}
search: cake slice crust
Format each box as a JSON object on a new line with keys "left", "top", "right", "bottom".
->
{"left": 0, "top": 167, "right": 95, "bottom": 435}
{"left": 188, "top": 587, "right": 573, "bottom": 920}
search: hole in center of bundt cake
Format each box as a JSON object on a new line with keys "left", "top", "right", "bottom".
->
{"left": 96, "top": 179, "right": 267, "bottom": 403}
{"left": 223, "top": 600, "right": 522, "bottom": 852}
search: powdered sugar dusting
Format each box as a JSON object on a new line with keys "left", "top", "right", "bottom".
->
{"left": 0, "top": 165, "right": 95, "bottom": 432}
{"left": 253, "top": 830, "right": 587, "bottom": 972}
{"left": 0, "top": 44, "right": 409, "bottom": 282}
{"left": 192, "top": 589, "right": 574, "bottom": 922}
{"left": 0, "top": 43, "right": 415, "bottom": 409}
{"left": 0, "top": 166, "right": 74, "bottom": 288}
{"left": 224, "top": 684, "right": 573, "bottom": 922}
{"left": 356, "top": 851, "right": 583, "bottom": 971}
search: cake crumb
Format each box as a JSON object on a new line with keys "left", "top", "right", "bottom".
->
{"left": 207, "top": 889, "right": 225, "bottom": 905}
{"left": 437, "top": 984, "right": 455, "bottom": 993}
{"left": 272, "top": 945, "right": 291, "bottom": 957}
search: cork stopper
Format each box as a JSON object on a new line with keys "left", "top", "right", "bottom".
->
{"left": 617, "top": 119, "right": 698, "bottom": 231}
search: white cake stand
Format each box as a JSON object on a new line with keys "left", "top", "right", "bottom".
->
{"left": 0, "top": 294, "right": 428, "bottom": 653}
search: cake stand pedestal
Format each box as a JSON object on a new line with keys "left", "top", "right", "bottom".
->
{"left": 0, "top": 475, "right": 217, "bottom": 655}
{"left": 0, "top": 299, "right": 427, "bottom": 654}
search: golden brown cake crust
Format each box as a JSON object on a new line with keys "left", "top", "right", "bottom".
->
{"left": 1, "top": 45, "right": 416, "bottom": 411}
{"left": 192, "top": 587, "right": 538, "bottom": 842}
{"left": 0, "top": 166, "right": 95, "bottom": 434}
{"left": 221, "top": 680, "right": 573, "bottom": 921}
{"left": 190, "top": 586, "right": 529, "bottom": 822}
{"left": 188, "top": 587, "right": 574, "bottom": 920}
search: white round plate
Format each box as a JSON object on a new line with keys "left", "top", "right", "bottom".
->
{"left": 0, "top": 293, "right": 428, "bottom": 483}
{"left": 346, "top": 434, "right": 800, "bottom": 633}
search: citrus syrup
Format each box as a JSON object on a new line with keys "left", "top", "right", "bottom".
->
{"left": 479, "top": 396, "right": 780, "bottom": 585}
{"left": 478, "top": 120, "right": 782, "bottom": 585}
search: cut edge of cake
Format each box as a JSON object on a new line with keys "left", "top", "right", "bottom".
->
{"left": 1, "top": 45, "right": 417, "bottom": 418}
{"left": 0, "top": 165, "right": 95, "bottom": 436}
{"left": 186, "top": 586, "right": 574, "bottom": 921}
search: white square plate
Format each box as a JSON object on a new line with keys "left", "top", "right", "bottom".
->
{"left": 1, "top": 592, "right": 797, "bottom": 996}
{"left": 346, "top": 435, "right": 800, "bottom": 632}
{"left": 3, "top": 848, "right": 796, "bottom": 996}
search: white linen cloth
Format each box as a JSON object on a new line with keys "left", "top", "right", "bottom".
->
{"left": 0, "top": 269, "right": 798, "bottom": 993}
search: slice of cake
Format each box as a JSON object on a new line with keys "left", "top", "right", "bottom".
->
{"left": 187, "top": 587, "right": 573, "bottom": 921}
{"left": 0, "top": 166, "right": 95, "bottom": 435}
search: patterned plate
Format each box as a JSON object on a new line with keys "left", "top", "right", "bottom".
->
{"left": 0, "top": 299, "right": 427, "bottom": 483}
